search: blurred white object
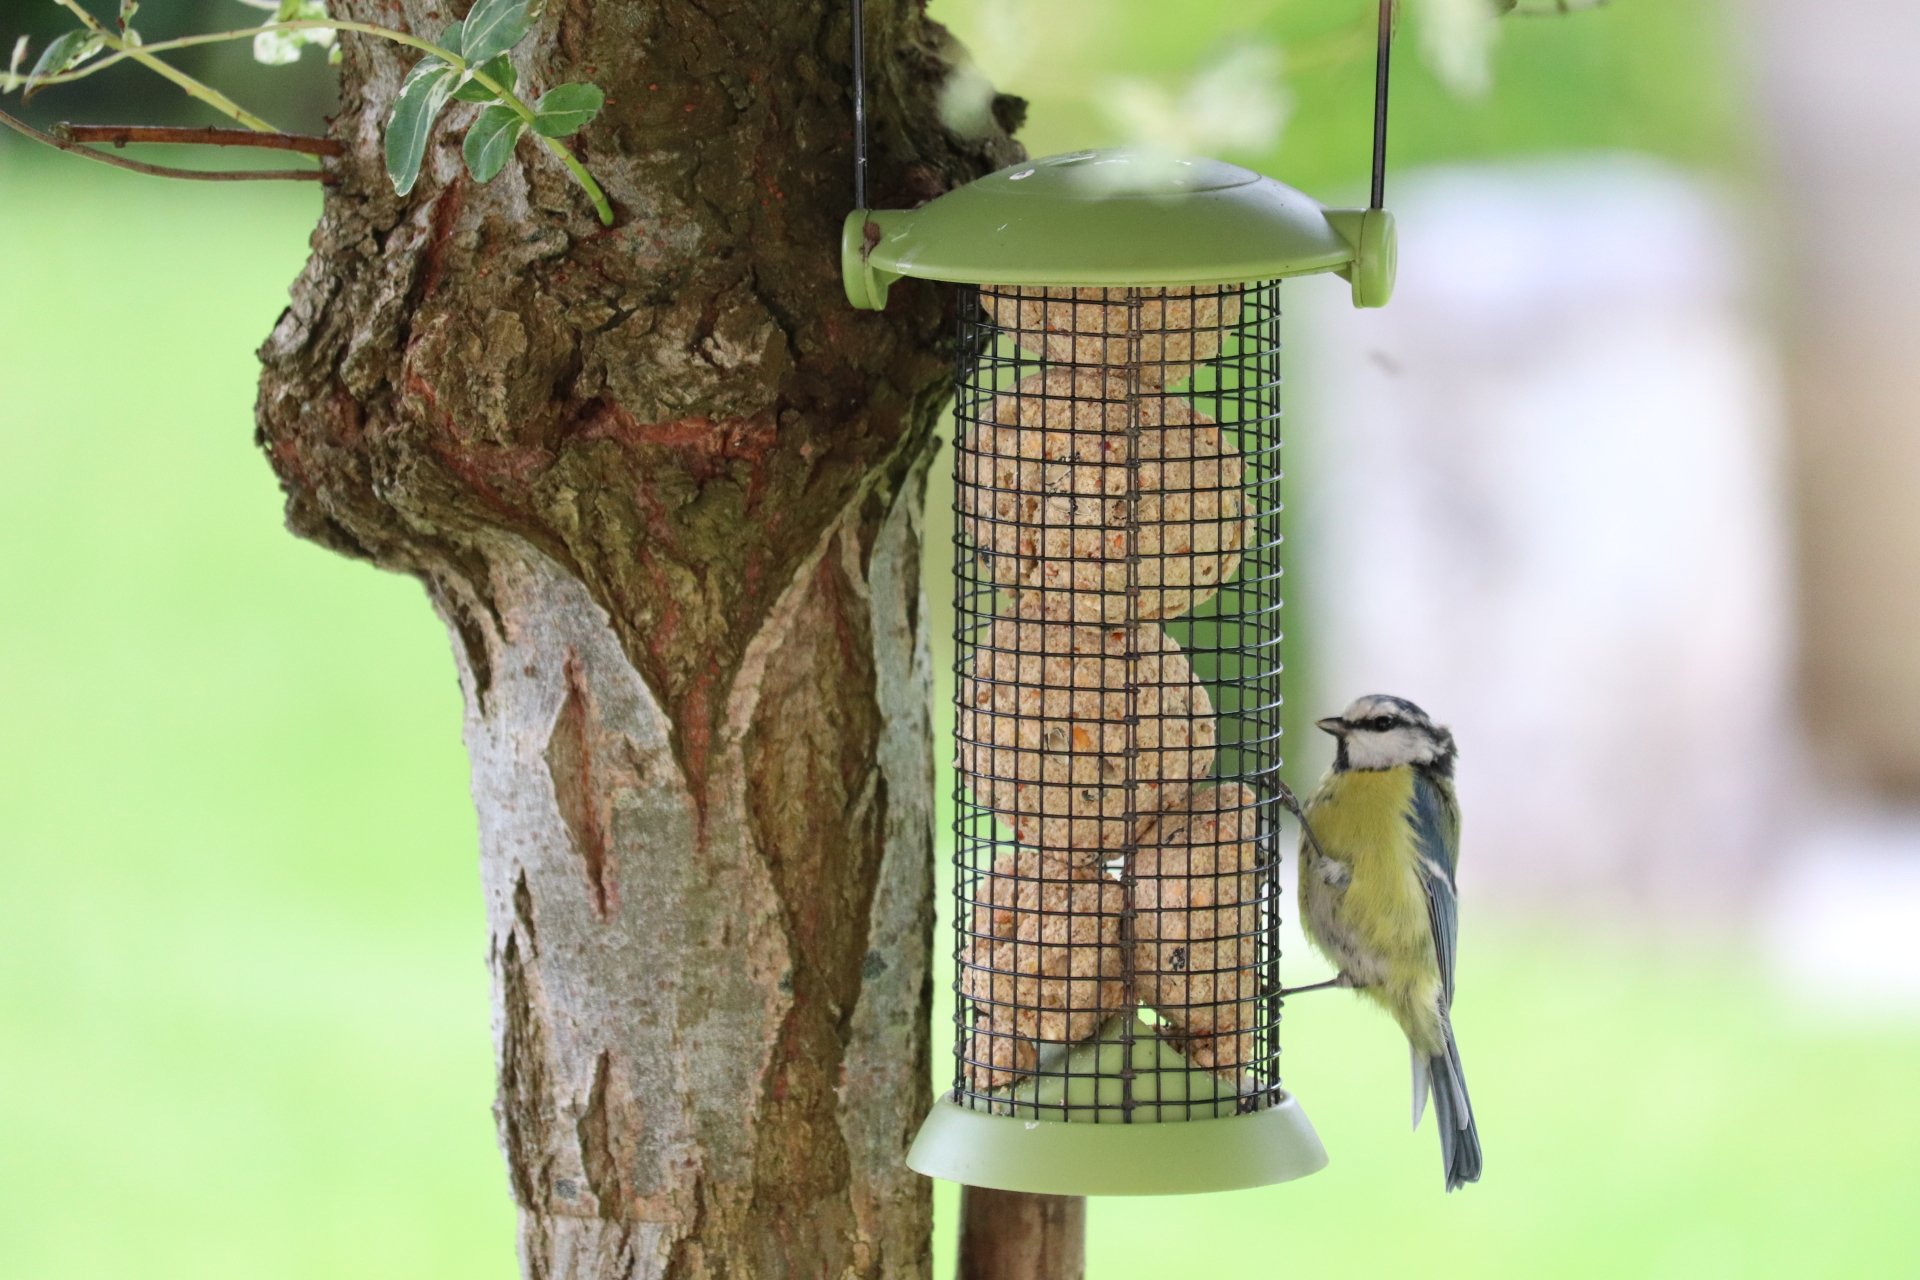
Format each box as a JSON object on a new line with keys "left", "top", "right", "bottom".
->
{"left": 1293, "top": 159, "right": 1793, "bottom": 926}
{"left": 1098, "top": 44, "right": 1290, "bottom": 165}
{"left": 1765, "top": 803, "right": 1920, "bottom": 1019}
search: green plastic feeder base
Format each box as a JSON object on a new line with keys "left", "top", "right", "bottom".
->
{"left": 907, "top": 1018, "right": 1329, "bottom": 1196}
{"left": 907, "top": 1095, "right": 1327, "bottom": 1197}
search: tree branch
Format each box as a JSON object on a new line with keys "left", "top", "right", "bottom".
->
{"left": 0, "top": 106, "right": 333, "bottom": 183}
{"left": 52, "top": 123, "right": 344, "bottom": 156}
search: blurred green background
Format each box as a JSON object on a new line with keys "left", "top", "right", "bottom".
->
{"left": 3, "top": 1, "right": 1916, "bottom": 1277}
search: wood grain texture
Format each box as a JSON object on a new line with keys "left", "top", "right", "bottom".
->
{"left": 957, "top": 1188, "right": 1086, "bottom": 1280}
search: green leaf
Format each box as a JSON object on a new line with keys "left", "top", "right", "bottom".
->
{"left": 451, "top": 54, "right": 516, "bottom": 103}
{"left": 5, "top": 36, "right": 29, "bottom": 94}
{"left": 460, "top": 0, "right": 532, "bottom": 65}
{"left": 462, "top": 103, "right": 525, "bottom": 183}
{"left": 29, "top": 30, "right": 104, "bottom": 81}
{"left": 531, "top": 82, "right": 604, "bottom": 137}
{"left": 118, "top": 0, "right": 139, "bottom": 34}
{"left": 385, "top": 57, "right": 458, "bottom": 196}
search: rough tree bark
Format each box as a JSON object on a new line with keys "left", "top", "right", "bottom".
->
{"left": 255, "top": 2, "right": 1020, "bottom": 1275}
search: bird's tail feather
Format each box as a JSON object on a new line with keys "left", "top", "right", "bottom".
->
{"left": 1428, "top": 1023, "right": 1482, "bottom": 1192}
{"left": 1410, "top": 1042, "right": 1430, "bottom": 1129}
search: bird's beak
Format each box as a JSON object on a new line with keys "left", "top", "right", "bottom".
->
{"left": 1315, "top": 717, "right": 1345, "bottom": 736}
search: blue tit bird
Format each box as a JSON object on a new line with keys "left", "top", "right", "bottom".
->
{"left": 1297, "top": 693, "right": 1482, "bottom": 1192}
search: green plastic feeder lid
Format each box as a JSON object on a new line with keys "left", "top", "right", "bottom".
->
{"left": 843, "top": 148, "right": 1394, "bottom": 309}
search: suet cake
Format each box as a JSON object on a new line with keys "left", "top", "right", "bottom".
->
{"left": 958, "top": 619, "right": 1217, "bottom": 852}
{"left": 960, "top": 846, "right": 1128, "bottom": 1090}
{"left": 1132, "top": 783, "right": 1261, "bottom": 1074}
{"left": 958, "top": 368, "right": 1249, "bottom": 624}
{"left": 980, "top": 285, "right": 1243, "bottom": 380}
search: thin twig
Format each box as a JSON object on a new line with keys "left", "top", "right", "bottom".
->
{"left": 0, "top": 105, "right": 333, "bottom": 183}
{"left": 1508, "top": 0, "right": 1612, "bottom": 14}
{"left": 51, "top": 0, "right": 277, "bottom": 132}
{"left": 10, "top": 15, "right": 612, "bottom": 223}
{"left": 17, "top": 20, "right": 449, "bottom": 92}
{"left": 53, "top": 123, "right": 343, "bottom": 156}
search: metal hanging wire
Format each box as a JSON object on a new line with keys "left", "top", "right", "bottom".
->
{"left": 1371, "top": 0, "right": 1395, "bottom": 210}
{"left": 851, "top": 0, "right": 869, "bottom": 210}
{"left": 847, "top": 0, "right": 1396, "bottom": 216}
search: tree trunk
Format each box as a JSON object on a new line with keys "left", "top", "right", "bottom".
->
{"left": 957, "top": 1189, "right": 1086, "bottom": 1280}
{"left": 255, "top": 2, "right": 1019, "bottom": 1275}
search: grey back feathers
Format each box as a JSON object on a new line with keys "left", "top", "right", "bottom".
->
{"left": 1410, "top": 773, "right": 1460, "bottom": 1004}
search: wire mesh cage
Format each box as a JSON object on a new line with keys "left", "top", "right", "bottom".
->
{"left": 948, "top": 282, "right": 1287, "bottom": 1124}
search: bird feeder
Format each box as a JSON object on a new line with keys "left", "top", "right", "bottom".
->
{"left": 841, "top": 4, "right": 1399, "bottom": 1200}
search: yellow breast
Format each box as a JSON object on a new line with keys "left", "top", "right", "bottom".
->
{"left": 1309, "top": 767, "right": 1432, "bottom": 957}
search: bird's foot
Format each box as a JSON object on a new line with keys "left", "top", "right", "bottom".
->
{"left": 1280, "top": 972, "right": 1363, "bottom": 998}
{"left": 1271, "top": 782, "right": 1333, "bottom": 862}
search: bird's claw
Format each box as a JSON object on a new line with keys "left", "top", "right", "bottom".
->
{"left": 1273, "top": 781, "right": 1332, "bottom": 862}
{"left": 1271, "top": 779, "right": 1309, "bottom": 821}
{"left": 1279, "top": 972, "right": 1363, "bottom": 998}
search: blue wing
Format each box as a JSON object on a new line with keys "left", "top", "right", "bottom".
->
{"left": 1410, "top": 771, "right": 1462, "bottom": 1006}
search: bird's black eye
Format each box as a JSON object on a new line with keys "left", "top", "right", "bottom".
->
{"left": 1366, "top": 715, "right": 1395, "bottom": 731}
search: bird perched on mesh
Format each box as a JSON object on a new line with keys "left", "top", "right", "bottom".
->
{"left": 1296, "top": 694, "right": 1482, "bottom": 1191}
